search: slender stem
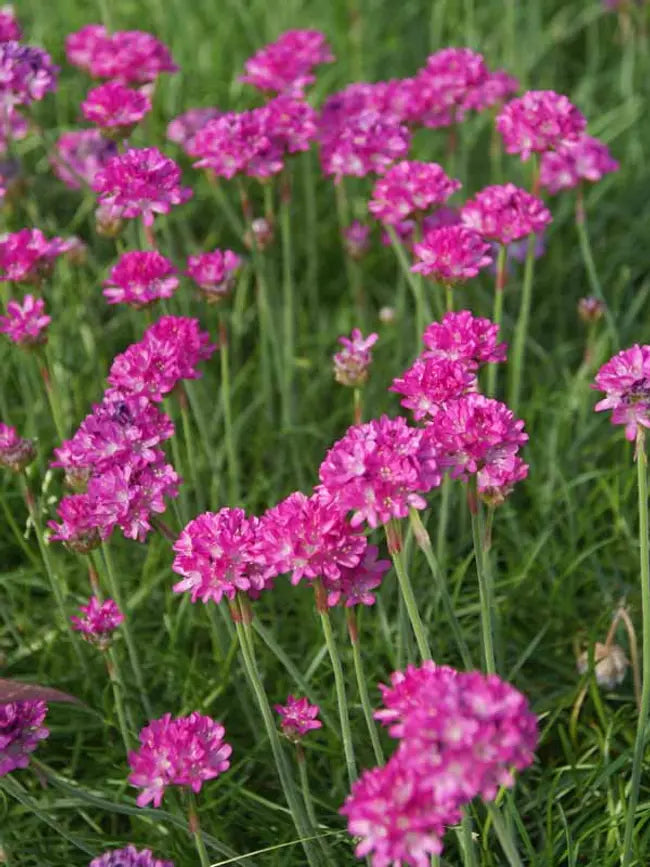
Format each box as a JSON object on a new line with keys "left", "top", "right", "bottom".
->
{"left": 105, "top": 648, "right": 133, "bottom": 753}
{"left": 387, "top": 227, "right": 426, "bottom": 339}
{"left": 334, "top": 182, "right": 364, "bottom": 322}
{"left": 301, "top": 151, "right": 319, "bottom": 322}
{"left": 346, "top": 608, "right": 384, "bottom": 765}
{"left": 280, "top": 176, "right": 294, "bottom": 428}
{"left": 219, "top": 315, "right": 239, "bottom": 505}
{"left": 296, "top": 744, "right": 319, "bottom": 836}
{"left": 469, "top": 484, "right": 496, "bottom": 674}
{"left": 436, "top": 475, "right": 451, "bottom": 567}
{"left": 507, "top": 233, "right": 537, "bottom": 416}
{"left": 461, "top": 808, "right": 479, "bottom": 867}
{"left": 622, "top": 429, "right": 650, "bottom": 866}
{"left": 353, "top": 388, "right": 362, "bottom": 425}
{"left": 487, "top": 245, "right": 507, "bottom": 398}
{"left": 188, "top": 791, "right": 211, "bottom": 867}
{"left": 445, "top": 284, "right": 454, "bottom": 313}
{"left": 37, "top": 350, "right": 66, "bottom": 442}
{"left": 314, "top": 581, "right": 357, "bottom": 784}
{"left": 385, "top": 520, "right": 432, "bottom": 660}
{"left": 179, "top": 391, "right": 202, "bottom": 513}
{"left": 487, "top": 802, "right": 523, "bottom": 867}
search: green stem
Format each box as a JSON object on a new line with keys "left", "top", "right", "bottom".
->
{"left": 385, "top": 520, "right": 432, "bottom": 660}
{"left": 37, "top": 350, "right": 66, "bottom": 442}
{"left": 469, "top": 484, "right": 496, "bottom": 674}
{"left": 334, "top": 182, "right": 364, "bottom": 323}
{"left": 622, "top": 429, "right": 650, "bottom": 866}
{"left": 301, "top": 151, "right": 319, "bottom": 322}
{"left": 346, "top": 608, "right": 384, "bottom": 765}
{"left": 296, "top": 744, "right": 319, "bottom": 837}
{"left": 487, "top": 245, "right": 507, "bottom": 398}
{"left": 180, "top": 393, "right": 203, "bottom": 513}
{"left": 387, "top": 226, "right": 426, "bottom": 339}
{"left": 314, "top": 581, "right": 357, "bottom": 784}
{"left": 445, "top": 284, "right": 454, "bottom": 313}
{"left": 353, "top": 388, "right": 362, "bottom": 425}
{"left": 188, "top": 791, "right": 211, "bottom": 867}
{"left": 436, "top": 475, "right": 451, "bottom": 566}
{"left": 487, "top": 802, "right": 523, "bottom": 867}
{"left": 507, "top": 233, "right": 537, "bottom": 416}
{"left": 280, "top": 179, "right": 295, "bottom": 428}
{"left": 461, "top": 808, "right": 479, "bottom": 867}
{"left": 105, "top": 648, "right": 133, "bottom": 753}
{"left": 219, "top": 315, "right": 239, "bottom": 505}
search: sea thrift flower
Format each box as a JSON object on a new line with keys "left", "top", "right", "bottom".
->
{"left": 173, "top": 508, "right": 272, "bottom": 604}
{"left": 240, "top": 29, "right": 333, "bottom": 95}
{"left": 103, "top": 251, "right": 178, "bottom": 308}
{"left": 166, "top": 107, "right": 222, "bottom": 153}
{"left": 65, "top": 25, "right": 109, "bottom": 74}
{"left": 319, "top": 109, "right": 411, "bottom": 182}
{"left": 51, "top": 129, "right": 118, "bottom": 189}
{"left": 0, "top": 294, "right": 50, "bottom": 344}
{"left": 412, "top": 226, "right": 492, "bottom": 283}
{"left": 93, "top": 147, "right": 192, "bottom": 227}
{"left": 412, "top": 47, "right": 489, "bottom": 128}
{"left": 90, "top": 846, "right": 173, "bottom": 867}
{"left": 0, "top": 41, "right": 58, "bottom": 107}
{"left": 343, "top": 221, "right": 371, "bottom": 259}
{"left": 391, "top": 357, "right": 477, "bottom": 421}
{"left": 0, "top": 700, "right": 49, "bottom": 775}
{"left": 66, "top": 26, "right": 177, "bottom": 84}
{"left": 48, "top": 494, "right": 106, "bottom": 553}
{"left": 593, "top": 344, "right": 650, "bottom": 441}
{"left": 422, "top": 310, "right": 507, "bottom": 369}
{"left": 459, "top": 68, "right": 519, "bottom": 120}
{"left": 0, "top": 7, "right": 20, "bottom": 42}
{"left": 461, "top": 184, "right": 552, "bottom": 245}
{"left": 0, "top": 228, "right": 72, "bottom": 283}
{"left": 368, "top": 161, "right": 461, "bottom": 225}
{"left": 81, "top": 81, "right": 152, "bottom": 135}
{"left": 496, "top": 90, "right": 586, "bottom": 161}
{"left": 0, "top": 422, "right": 34, "bottom": 471}
{"left": 325, "top": 544, "right": 391, "bottom": 608}
{"left": 71, "top": 596, "right": 124, "bottom": 649}
{"left": 186, "top": 249, "right": 242, "bottom": 303}
{"left": 275, "top": 695, "right": 322, "bottom": 741}
{"left": 539, "top": 134, "right": 619, "bottom": 193}
{"left": 319, "top": 415, "right": 441, "bottom": 528}
{"left": 128, "top": 712, "right": 231, "bottom": 807}
{"left": 333, "top": 328, "right": 378, "bottom": 387}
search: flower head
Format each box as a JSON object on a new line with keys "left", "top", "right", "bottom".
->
{"left": 71, "top": 596, "right": 124, "bottom": 649}
{"left": 368, "top": 161, "right": 461, "bottom": 225}
{"left": 422, "top": 310, "right": 507, "bottom": 368}
{"left": 459, "top": 69, "right": 519, "bottom": 120}
{"left": 540, "top": 133, "right": 619, "bottom": 194}
{"left": 0, "top": 422, "right": 34, "bottom": 471}
{"left": 66, "top": 26, "right": 177, "bottom": 84}
{"left": 128, "top": 712, "right": 231, "bottom": 807}
{"left": 343, "top": 221, "right": 371, "bottom": 260}
{"left": 412, "top": 225, "right": 493, "bottom": 283}
{"left": 333, "top": 328, "right": 378, "bottom": 387}
{"left": 104, "top": 251, "right": 178, "bottom": 308}
{"left": 593, "top": 344, "right": 650, "bottom": 441}
{"left": 0, "top": 41, "right": 58, "bottom": 107}
{"left": 275, "top": 695, "right": 322, "bottom": 741}
{"left": 81, "top": 81, "right": 152, "bottom": 135}
{"left": 461, "top": 183, "right": 552, "bottom": 245}
{"left": 391, "top": 357, "right": 477, "bottom": 422}
{"left": 324, "top": 544, "right": 391, "bottom": 608}
{"left": 496, "top": 90, "right": 586, "bottom": 161}
{"left": 411, "top": 47, "right": 489, "bottom": 128}
{"left": 0, "top": 228, "right": 72, "bottom": 283}
{"left": 0, "top": 700, "right": 49, "bottom": 776}
{"left": 0, "top": 7, "right": 20, "bottom": 42}
{"left": 90, "top": 845, "right": 173, "bottom": 867}
{"left": 166, "top": 107, "right": 222, "bottom": 154}
{"left": 51, "top": 129, "right": 118, "bottom": 190}
{"left": 0, "top": 294, "right": 50, "bottom": 344}
{"left": 240, "top": 29, "right": 333, "bottom": 95}
{"left": 319, "top": 108, "right": 411, "bottom": 182}
{"left": 186, "top": 249, "right": 242, "bottom": 303}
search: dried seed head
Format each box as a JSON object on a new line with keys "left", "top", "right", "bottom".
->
{"left": 577, "top": 641, "right": 628, "bottom": 688}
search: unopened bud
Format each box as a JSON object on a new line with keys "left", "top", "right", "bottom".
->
{"left": 578, "top": 296, "right": 605, "bottom": 324}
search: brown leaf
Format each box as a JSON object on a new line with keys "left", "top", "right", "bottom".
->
{"left": 0, "top": 678, "right": 80, "bottom": 705}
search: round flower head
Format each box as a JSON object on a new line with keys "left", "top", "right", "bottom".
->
{"left": 128, "top": 712, "right": 231, "bottom": 807}
{"left": 104, "top": 251, "right": 178, "bottom": 308}
{"left": 275, "top": 695, "right": 322, "bottom": 742}
{"left": 593, "top": 344, "right": 650, "bottom": 441}
{"left": 496, "top": 90, "right": 586, "bottom": 161}
{"left": 0, "top": 295, "right": 50, "bottom": 345}
{"left": 166, "top": 107, "right": 222, "bottom": 154}
{"left": 461, "top": 183, "right": 552, "bottom": 245}
{"left": 333, "top": 328, "right": 378, "bottom": 388}
{"left": 240, "top": 29, "right": 334, "bottom": 95}
{"left": 66, "top": 26, "right": 177, "bottom": 84}
{"left": 343, "top": 220, "right": 371, "bottom": 260}
{"left": 0, "top": 228, "right": 71, "bottom": 283}
{"left": 93, "top": 147, "right": 192, "bottom": 227}
{"left": 186, "top": 249, "right": 242, "bottom": 303}
{"left": 0, "top": 422, "right": 35, "bottom": 471}
{"left": 318, "top": 415, "right": 442, "bottom": 528}
{"left": 90, "top": 845, "right": 173, "bottom": 867}
{"left": 412, "top": 225, "right": 493, "bottom": 283}
{"left": 51, "top": 129, "right": 118, "bottom": 190}
{"left": 391, "top": 357, "right": 477, "bottom": 421}
{"left": 459, "top": 68, "right": 519, "bottom": 120}
{"left": 409, "top": 48, "right": 488, "bottom": 129}
{"left": 540, "top": 133, "right": 619, "bottom": 194}
{"left": 324, "top": 544, "right": 391, "bottom": 608}
{"left": 368, "top": 161, "right": 461, "bottom": 225}
{"left": 65, "top": 25, "right": 109, "bottom": 74}
{"left": 0, "top": 700, "right": 49, "bottom": 775}
{"left": 71, "top": 596, "right": 124, "bottom": 649}
{"left": 0, "top": 41, "right": 58, "bottom": 107}
{"left": 81, "top": 81, "right": 152, "bottom": 136}
{"left": 422, "top": 310, "right": 507, "bottom": 368}
{"left": 319, "top": 108, "right": 411, "bottom": 183}
{"left": 0, "top": 7, "right": 20, "bottom": 42}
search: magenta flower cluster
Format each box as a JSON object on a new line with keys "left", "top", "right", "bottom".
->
{"left": 81, "top": 81, "right": 152, "bottom": 134}
{"left": 368, "top": 161, "right": 461, "bottom": 225}
{"left": 103, "top": 251, "right": 179, "bottom": 308}
{"left": 540, "top": 133, "right": 619, "bottom": 194}
{"left": 239, "top": 28, "right": 333, "bottom": 96}
{"left": 461, "top": 183, "right": 552, "bottom": 245}
{"left": 89, "top": 846, "right": 173, "bottom": 867}
{"left": 0, "top": 40, "right": 58, "bottom": 108}
{"left": 333, "top": 328, "right": 378, "bottom": 387}
{"left": 0, "top": 422, "right": 35, "bottom": 471}
{"left": 274, "top": 695, "right": 322, "bottom": 741}
{"left": 128, "top": 712, "right": 231, "bottom": 807}
{"left": 593, "top": 345, "right": 650, "bottom": 441}
{"left": 66, "top": 25, "right": 177, "bottom": 84}
{"left": 186, "top": 248, "right": 242, "bottom": 303}
{"left": 496, "top": 90, "right": 586, "bottom": 161}
{"left": 0, "top": 294, "right": 50, "bottom": 345}
{"left": 51, "top": 129, "right": 118, "bottom": 190}
{"left": 0, "top": 228, "right": 76, "bottom": 283}
{"left": 412, "top": 225, "right": 493, "bottom": 283}
{"left": 71, "top": 596, "right": 124, "bottom": 648}
{"left": 0, "top": 700, "right": 49, "bottom": 776}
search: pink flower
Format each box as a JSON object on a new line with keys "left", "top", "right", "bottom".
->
{"left": 66, "top": 26, "right": 177, "bottom": 84}
{"left": 412, "top": 47, "right": 488, "bottom": 128}
{"left": 186, "top": 249, "right": 242, "bottom": 302}
{"left": 93, "top": 147, "right": 192, "bottom": 227}
{"left": 0, "top": 294, "right": 50, "bottom": 344}
{"left": 240, "top": 29, "right": 333, "bottom": 95}
{"left": 412, "top": 225, "right": 493, "bottom": 283}
{"left": 166, "top": 107, "right": 222, "bottom": 154}
{"left": 0, "top": 700, "right": 49, "bottom": 776}
{"left": 461, "top": 183, "right": 552, "bottom": 245}
{"left": 391, "top": 357, "right": 477, "bottom": 421}
{"left": 0, "top": 422, "right": 34, "bottom": 471}
{"left": 540, "top": 133, "right": 619, "bottom": 193}
{"left": 496, "top": 90, "right": 586, "bottom": 161}
{"left": 318, "top": 415, "right": 442, "bottom": 528}
{"left": 333, "top": 328, "right": 378, "bottom": 387}
{"left": 0, "top": 41, "right": 58, "bottom": 107}
{"left": 319, "top": 108, "right": 411, "bottom": 182}
{"left": 593, "top": 344, "right": 650, "bottom": 441}
{"left": 274, "top": 695, "right": 322, "bottom": 741}
{"left": 172, "top": 508, "right": 272, "bottom": 604}
{"left": 48, "top": 493, "right": 106, "bottom": 553}
{"left": 71, "top": 596, "right": 124, "bottom": 648}
{"left": 104, "top": 251, "right": 178, "bottom": 308}
{"left": 0, "top": 228, "right": 72, "bottom": 283}
{"left": 81, "top": 81, "right": 152, "bottom": 133}
{"left": 128, "top": 712, "right": 231, "bottom": 807}
{"left": 90, "top": 846, "right": 173, "bottom": 867}
{"left": 324, "top": 544, "right": 391, "bottom": 608}
{"left": 368, "top": 161, "right": 461, "bottom": 225}
{"left": 422, "top": 310, "right": 507, "bottom": 368}
{"left": 458, "top": 69, "right": 519, "bottom": 120}
{"left": 65, "top": 25, "right": 109, "bottom": 74}
{"left": 0, "top": 6, "right": 20, "bottom": 43}
{"left": 343, "top": 221, "right": 371, "bottom": 260}
{"left": 51, "top": 129, "right": 118, "bottom": 190}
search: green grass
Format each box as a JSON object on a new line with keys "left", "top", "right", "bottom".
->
{"left": 2, "top": 0, "right": 650, "bottom": 864}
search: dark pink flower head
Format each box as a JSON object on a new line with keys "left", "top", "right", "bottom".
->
{"left": 128, "top": 712, "right": 231, "bottom": 808}
{"left": 368, "top": 161, "right": 461, "bottom": 225}
{"left": 66, "top": 25, "right": 177, "bottom": 84}
{"left": 461, "top": 183, "right": 552, "bottom": 245}
{"left": 0, "top": 294, "right": 50, "bottom": 345}
{"left": 496, "top": 90, "right": 586, "bottom": 161}
{"left": 391, "top": 357, "right": 477, "bottom": 422}
{"left": 172, "top": 507, "right": 272, "bottom": 604}
{"left": 593, "top": 345, "right": 650, "bottom": 441}
{"left": 412, "top": 225, "right": 493, "bottom": 283}
{"left": 0, "top": 6, "right": 20, "bottom": 42}
{"left": 0, "top": 228, "right": 71, "bottom": 283}
{"left": 343, "top": 220, "right": 371, "bottom": 260}
{"left": 0, "top": 700, "right": 49, "bottom": 776}
{"left": 540, "top": 133, "right": 619, "bottom": 194}
{"left": 93, "top": 147, "right": 192, "bottom": 227}
{"left": 81, "top": 81, "right": 152, "bottom": 135}
{"left": 0, "top": 41, "right": 58, "bottom": 107}
{"left": 65, "top": 25, "right": 108, "bottom": 74}
{"left": 166, "top": 107, "right": 222, "bottom": 154}
{"left": 412, "top": 47, "right": 488, "bottom": 128}
{"left": 71, "top": 596, "right": 124, "bottom": 649}
{"left": 319, "top": 108, "right": 411, "bottom": 183}
{"left": 48, "top": 493, "right": 106, "bottom": 553}
{"left": 186, "top": 249, "right": 242, "bottom": 303}
{"left": 333, "top": 328, "right": 378, "bottom": 388}
{"left": 318, "top": 415, "right": 442, "bottom": 528}
{"left": 0, "top": 422, "right": 35, "bottom": 471}
{"left": 90, "top": 845, "right": 173, "bottom": 867}
{"left": 459, "top": 69, "right": 519, "bottom": 120}
{"left": 422, "top": 310, "right": 507, "bottom": 368}
{"left": 240, "top": 29, "right": 333, "bottom": 95}
{"left": 104, "top": 251, "right": 178, "bottom": 308}
{"left": 324, "top": 544, "right": 391, "bottom": 608}
{"left": 274, "top": 695, "right": 322, "bottom": 742}
{"left": 51, "top": 129, "right": 118, "bottom": 190}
